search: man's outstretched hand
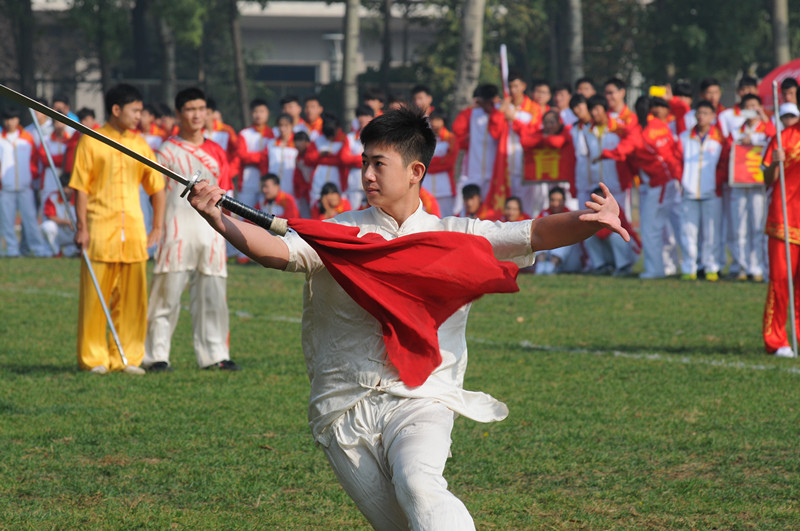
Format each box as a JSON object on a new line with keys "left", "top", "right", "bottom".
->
{"left": 579, "top": 182, "right": 631, "bottom": 242}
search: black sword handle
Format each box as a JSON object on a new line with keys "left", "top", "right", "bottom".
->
{"left": 218, "top": 195, "right": 289, "bottom": 235}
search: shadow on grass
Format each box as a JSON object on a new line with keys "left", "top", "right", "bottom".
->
{"left": 503, "top": 342, "right": 759, "bottom": 357}
{"left": 0, "top": 363, "right": 77, "bottom": 375}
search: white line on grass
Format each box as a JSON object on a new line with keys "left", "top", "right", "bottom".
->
{"left": 468, "top": 337, "right": 800, "bottom": 375}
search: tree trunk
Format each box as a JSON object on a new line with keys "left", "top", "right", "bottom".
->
{"left": 342, "top": 0, "right": 360, "bottom": 131}
{"left": 16, "top": 0, "right": 35, "bottom": 95}
{"left": 452, "top": 0, "right": 486, "bottom": 120}
{"left": 132, "top": 0, "right": 150, "bottom": 79}
{"left": 229, "top": 0, "right": 249, "bottom": 127}
{"left": 96, "top": 2, "right": 112, "bottom": 95}
{"left": 773, "top": 0, "right": 790, "bottom": 66}
{"left": 158, "top": 17, "right": 177, "bottom": 106}
{"left": 566, "top": 0, "right": 584, "bottom": 83}
{"left": 380, "top": 0, "right": 393, "bottom": 96}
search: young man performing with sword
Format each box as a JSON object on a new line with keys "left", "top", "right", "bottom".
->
{"left": 187, "top": 107, "right": 630, "bottom": 529}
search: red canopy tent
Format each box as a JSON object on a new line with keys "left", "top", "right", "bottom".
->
{"left": 758, "top": 58, "right": 800, "bottom": 110}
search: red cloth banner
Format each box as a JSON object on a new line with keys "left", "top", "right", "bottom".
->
{"left": 728, "top": 143, "right": 765, "bottom": 187}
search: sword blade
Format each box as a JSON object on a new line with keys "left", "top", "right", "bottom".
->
{"left": 0, "top": 82, "right": 188, "bottom": 186}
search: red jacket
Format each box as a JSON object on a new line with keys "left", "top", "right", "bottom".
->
{"left": 603, "top": 117, "right": 682, "bottom": 188}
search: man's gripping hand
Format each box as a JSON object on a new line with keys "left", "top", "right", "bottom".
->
{"left": 579, "top": 182, "right": 631, "bottom": 242}
{"left": 188, "top": 180, "right": 227, "bottom": 232}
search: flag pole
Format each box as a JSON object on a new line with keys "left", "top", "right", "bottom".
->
{"left": 772, "top": 81, "right": 798, "bottom": 358}
{"left": 29, "top": 109, "right": 142, "bottom": 373}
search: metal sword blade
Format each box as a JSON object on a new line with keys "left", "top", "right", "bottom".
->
{"left": 0, "top": 82, "right": 189, "bottom": 186}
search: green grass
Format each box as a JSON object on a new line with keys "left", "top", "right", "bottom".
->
{"left": 1, "top": 258, "right": 799, "bottom": 529}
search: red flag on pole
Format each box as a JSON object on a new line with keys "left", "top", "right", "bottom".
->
{"left": 286, "top": 218, "right": 521, "bottom": 386}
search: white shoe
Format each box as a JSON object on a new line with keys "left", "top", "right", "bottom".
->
{"left": 123, "top": 365, "right": 146, "bottom": 375}
{"left": 775, "top": 346, "right": 797, "bottom": 358}
{"left": 90, "top": 366, "right": 108, "bottom": 375}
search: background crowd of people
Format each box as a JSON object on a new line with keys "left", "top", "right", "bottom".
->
{"left": 1, "top": 75, "right": 798, "bottom": 283}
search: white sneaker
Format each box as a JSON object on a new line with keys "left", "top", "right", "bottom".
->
{"left": 90, "top": 366, "right": 108, "bottom": 375}
{"left": 123, "top": 365, "right": 146, "bottom": 375}
{"left": 775, "top": 346, "right": 797, "bottom": 358}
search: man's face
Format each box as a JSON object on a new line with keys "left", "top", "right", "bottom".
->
{"left": 430, "top": 117, "right": 444, "bottom": 135}
{"left": 533, "top": 85, "right": 551, "bottom": 106}
{"left": 781, "top": 114, "right": 799, "bottom": 128}
{"left": 742, "top": 99, "right": 760, "bottom": 113}
{"left": 305, "top": 100, "right": 323, "bottom": 122}
{"left": 503, "top": 200, "right": 521, "bottom": 221}
{"left": 576, "top": 82, "right": 596, "bottom": 98}
{"left": 590, "top": 105, "right": 607, "bottom": 126}
{"left": 738, "top": 85, "right": 758, "bottom": 98}
{"left": 365, "top": 99, "right": 383, "bottom": 113}
{"left": 651, "top": 105, "right": 670, "bottom": 120}
{"left": 81, "top": 115, "right": 97, "bottom": 129}
{"left": 572, "top": 102, "right": 591, "bottom": 123}
{"left": 178, "top": 99, "right": 207, "bottom": 134}
{"left": 295, "top": 138, "right": 309, "bottom": 152}
{"left": 282, "top": 101, "right": 302, "bottom": 119}
{"left": 140, "top": 109, "right": 154, "bottom": 129}
{"left": 204, "top": 107, "right": 215, "bottom": 128}
{"left": 695, "top": 107, "right": 715, "bottom": 128}
{"left": 542, "top": 114, "right": 560, "bottom": 135}
{"left": 548, "top": 192, "right": 565, "bottom": 213}
{"left": 3, "top": 117, "right": 19, "bottom": 131}
{"left": 703, "top": 85, "right": 722, "bottom": 107}
{"left": 476, "top": 98, "right": 495, "bottom": 114}
{"left": 361, "top": 142, "right": 418, "bottom": 209}
{"left": 114, "top": 100, "right": 143, "bottom": 130}
{"left": 251, "top": 104, "right": 269, "bottom": 126}
{"left": 277, "top": 119, "right": 293, "bottom": 140}
{"left": 782, "top": 87, "right": 797, "bottom": 104}
{"left": 413, "top": 91, "right": 433, "bottom": 111}
{"left": 604, "top": 84, "right": 625, "bottom": 111}
{"left": 34, "top": 110, "right": 48, "bottom": 125}
{"left": 261, "top": 179, "right": 279, "bottom": 201}
{"left": 554, "top": 89, "right": 571, "bottom": 111}
{"left": 53, "top": 100, "right": 70, "bottom": 115}
{"left": 357, "top": 114, "right": 373, "bottom": 131}
{"left": 321, "top": 191, "right": 341, "bottom": 209}
{"left": 162, "top": 114, "right": 175, "bottom": 131}
{"left": 464, "top": 195, "right": 481, "bottom": 216}
{"left": 509, "top": 79, "right": 527, "bottom": 102}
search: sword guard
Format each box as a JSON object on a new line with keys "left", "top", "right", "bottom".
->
{"left": 180, "top": 170, "right": 202, "bottom": 198}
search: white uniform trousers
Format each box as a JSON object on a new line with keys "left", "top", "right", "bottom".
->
{"left": 0, "top": 189, "right": 50, "bottom": 257}
{"left": 639, "top": 180, "right": 678, "bottom": 278}
{"left": 535, "top": 244, "right": 582, "bottom": 275}
{"left": 729, "top": 186, "right": 766, "bottom": 277}
{"left": 680, "top": 196, "right": 723, "bottom": 275}
{"left": 41, "top": 220, "right": 78, "bottom": 256}
{"left": 144, "top": 270, "right": 230, "bottom": 368}
{"left": 584, "top": 233, "right": 635, "bottom": 273}
{"left": 662, "top": 182, "right": 685, "bottom": 276}
{"left": 323, "top": 393, "right": 475, "bottom": 531}
{"left": 719, "top": 184, "right": 733, "bottom": 273}
{"left": 139, "top": 185, "right": 155, "bottom": 257}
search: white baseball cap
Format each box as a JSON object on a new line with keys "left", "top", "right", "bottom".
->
{"left": 779, "top": 102, "right": 800, "bottom": 117}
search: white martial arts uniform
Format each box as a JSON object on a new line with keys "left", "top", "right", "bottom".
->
{"left": 282, "top": 204, "right": 534, "bottom": 530}
{"left": 452, "top": 107, "right": 500, "bottom": 215}
{"left": 267, "top": 138, "right": 299, "bottom": 199}
{"left": 144, "top": 137, "right": 232, "bottom": 368}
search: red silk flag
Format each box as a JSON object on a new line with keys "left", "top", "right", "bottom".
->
{"left": 728, "top": 143, "right": 765, "bottom": 187}
{"left": 287, "top": 218, "right": 521, "bottom": 386}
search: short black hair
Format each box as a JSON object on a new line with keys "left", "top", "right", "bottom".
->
{"left": 604, "top": 77, "right": 626, "bottom": 91}
{"left": 2, "top": 107, "right": 21, "bottom": 120}
{"left": 250, "top": 98, "right": 269, "bottom": 111}
{"left": 260, "top": 173, "right": 280, "bottom": 185}
{"left": 569, "top": 94, "right": 587, "bottom": 110}
{"left": 575, "top": 77, "right": 595, "bottom": 90}
{"left": 673, "top": 81, "right": 693, "bottom": 98}
{"left": 508, "top": 69, "right": 525, "bottom": 84}
{"left": 410, "top": 84, "right": 431, "bottom": 96}
{"left": 280, "top": 95, "right": 300, "bottom": 106}
{"left": 321, "top": 112, "right": 340, "bottom": 139}
{"left": 474, "top": 84, "right": 499, "bottom": 101}
{"left": 293, "top": 131, "right": 310, "bottom": 142}
{"left": 549, "top": 186, "right": 565, "bottom": 198}
{"left": 530, "top": 78, "right": 550, "bottom": 90}
{"left": 738, "top": 76, "right": 758, "bottom": 90}
{"left": 587, "top": 94, "right": 608, "bottom": 111}
{"left": 205, "top": 97, "right": 217, "bottom": 111}
{"left": 781, "top": 77, "right": 799, "bottom": 90}
{"left": 304, "top": 95, "right": 321, "bottom": 106}
{"left": 428, "top": 110, "right": 448, "bottom": 127}
{"left": 695, "top": 99, "right": 715, "bottom": 112}
{"left": 355, "top": 104, "right": 375, "bottom": 118}
{"left": 53, "top": 94, "right": 70, "bottom": 106}
{"left": 387, "top": 94, "right": 407, "bottom": 107}
{"left": 553, "top": 82, "right": 572, "bottom": 94}
{"left": 156, "top": 102, "right": 173, "bottom": 118}
{"left": 699, "top": 77, "right": 720, "bottom": 92}
{"left": 363, "top": 87, "right": 386, "bottom": 104}
{"left": 104, "top": 83, "right": 142, "bottom": 116}
{"left": 359, "top": 107, "right": 436, "bottom": 172}
{"left": 276, "top": 113, "right": 293, "bottom": 125}
{"left": 320, "top": 182, "right": 340, "bottom": 197}
{"left": 175, "top": 87, "right": 206, "bottom": 111}
{"left": 77, "top": 107, "right": 96, "bottom": 121}
{"left": 462, "top": 184, "right": 481, "bottom": 199}
{"left": 650, "top": 97, "right": 669, "bottom": 109}
{"left": 740, "top": 94, "right": 762, "bottom": 106}
{"left": 142, "top": 103, "right": 160, "bottom": 117}
{"left": 505, "top": 196, "right": 523, "bottom": 209}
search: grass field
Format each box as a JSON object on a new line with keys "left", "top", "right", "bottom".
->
{"left": 1, "top": 257, "right": 799, "bottom": 529}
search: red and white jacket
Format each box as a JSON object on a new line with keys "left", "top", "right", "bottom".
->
{"left": 0, "top": 127, "right": 39, "bottom": 191}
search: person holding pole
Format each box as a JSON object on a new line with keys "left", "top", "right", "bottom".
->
{"left": 69, "top": 84, "right": 166, "bottom": 374}
{"left": 762, "top": 89, "right": 800, "bottom": 358}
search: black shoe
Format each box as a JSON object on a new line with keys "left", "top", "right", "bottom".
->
{"left": 205, "top": 360, "right": 241, "bottom": 371}
{"left": 147, "top": 361, "right": 173, "bottom": 373}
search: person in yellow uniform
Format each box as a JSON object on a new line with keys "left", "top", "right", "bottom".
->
{"left": 69, "top": 84, "right": 166, "bottom": 374}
